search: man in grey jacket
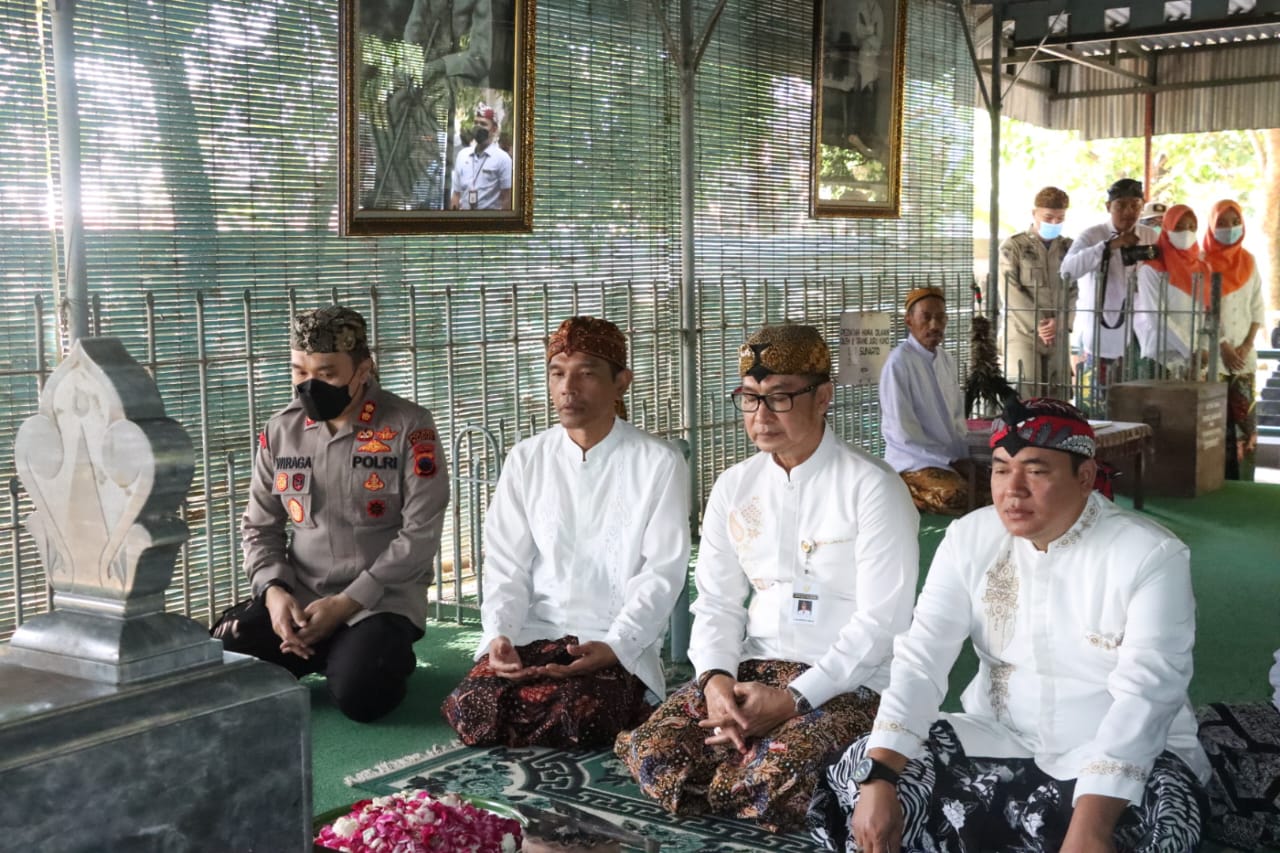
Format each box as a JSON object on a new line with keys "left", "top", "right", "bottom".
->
{"left": 212, "top": 305, "right": 449, "bottom": 722}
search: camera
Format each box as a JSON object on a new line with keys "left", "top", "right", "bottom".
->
{"left": 1120, "top": 244, "right": 1159, "bottom": 266}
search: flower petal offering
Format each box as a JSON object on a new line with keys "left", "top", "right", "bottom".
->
{"left": 316, "top": 790, "right": 522, "bottom": 853}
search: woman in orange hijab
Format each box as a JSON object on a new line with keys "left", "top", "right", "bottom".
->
{"left": 1202, "top": 199, "right": 1265, "bottom": 479}
{"left": 1134, "top": 204, "right": 1211, "bottom": 370}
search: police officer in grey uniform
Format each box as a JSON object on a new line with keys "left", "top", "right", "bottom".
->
{"left": 213, "top": 306, "right": 449, "bottom": 722}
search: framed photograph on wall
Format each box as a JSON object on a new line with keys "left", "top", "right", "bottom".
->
{"left": 339, "top": 0, "right": 536, "bottom": 235}
{"left": 811, "top": 0, "right": 907, "bottom": 218}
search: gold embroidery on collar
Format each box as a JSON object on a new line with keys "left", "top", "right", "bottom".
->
{"left": 1054, "top": 498, "right": 1101, "bottom": 551}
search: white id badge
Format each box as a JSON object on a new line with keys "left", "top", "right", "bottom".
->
{"left": 468, "top": 189, "right": 478, "bottom": 207}
{"left": 791, "top": 592, "right": 818, "bottom": 624}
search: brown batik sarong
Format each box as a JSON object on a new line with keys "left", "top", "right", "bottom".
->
{"left": 441, "top": 635, "right": 652, "bottom": 749}
{"left": 900, "top": 466, "right": 970, "bottom": 515}
{"left": 613, "top": 659, "right": 879, "bottom": 833}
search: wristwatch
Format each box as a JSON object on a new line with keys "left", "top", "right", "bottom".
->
{"left": 786, "top": 684, "right": 813, "bottom": 715}
{"left": 852, "top": 756, "right": 901, "bottom": 787}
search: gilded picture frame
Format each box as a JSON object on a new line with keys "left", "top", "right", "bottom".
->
{"left": 811, "top": 0, "right": 907, "bottom": 218}
{"left": 339, "top": 0, "right": 536, "bottom": 235}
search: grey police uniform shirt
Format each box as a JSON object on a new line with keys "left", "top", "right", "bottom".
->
{"left": 242, "top": 380, "right": 449, "bottom": 632}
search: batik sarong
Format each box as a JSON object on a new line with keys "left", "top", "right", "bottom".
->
{"left": 614, "top": 659, "right": 879, "bottom": 832}
{"left": 1223, "top": 372, "right": 1257, "bottom": 481}
{"left": 441, "top": 635, "right": 651, "bottom": 749}
{"left": 1197, "top": 701, "right": 1280, "bottom": 850}
{"left": 900, "top": 467, "right": 970, "bottom": 516}
{"left": 810, "top": 720, "right": 1205, "bottom": 853}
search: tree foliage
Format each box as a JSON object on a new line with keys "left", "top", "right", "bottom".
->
{"left": 973, "top": 114, "right": 1276, "bottom": 314}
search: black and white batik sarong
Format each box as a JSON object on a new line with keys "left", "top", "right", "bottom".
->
{"left": 808, "top": 720, "right": 1206, "bottom": 853}
{"left": 1197, "top": 701, "right": 1280, "bottom": 850}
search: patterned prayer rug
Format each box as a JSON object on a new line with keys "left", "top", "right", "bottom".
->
{"left": 345, "top": 743, "right": 823, "bottom": 852}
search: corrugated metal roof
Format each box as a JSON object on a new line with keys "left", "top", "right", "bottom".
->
{"left": 969, "top": 3, "right": 1280, "bottom": 137}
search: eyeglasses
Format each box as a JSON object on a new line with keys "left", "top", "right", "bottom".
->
{"left": 730, "top": 383, "right": 820, "bottom": 413}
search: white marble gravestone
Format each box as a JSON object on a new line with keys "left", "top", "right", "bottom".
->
{"left": 0, "top": 338, "right": 311, "bottom": 852}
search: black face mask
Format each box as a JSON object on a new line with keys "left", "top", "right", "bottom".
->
{"left": 472, "top": 126, "right": 490, "bottom": 145}
{"left": 295, "top": 378, "right": 352, "bottom": 422}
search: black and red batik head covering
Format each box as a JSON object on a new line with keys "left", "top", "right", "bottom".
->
{"left": 990, "top": 397, "right": 1096, "bottom": 459}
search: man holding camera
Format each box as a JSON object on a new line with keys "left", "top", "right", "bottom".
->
{"left": 1060, "top": 179, "right": 1158, "bottom": 395}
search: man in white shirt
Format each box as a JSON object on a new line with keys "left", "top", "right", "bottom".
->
{"left": 441, "top": 316, "right": 691, "bottom": 748}
{"left": 879, "top": 287, "right": 971, "bottom": 516}
{"left": 811, "top": 397, "right": 1209, "bottom": 853}
{"left": 617, "top": 323, "right": 919, "bottom": 832}
{"left": 1060, "top": 178, "right": 1159, "bottom": 398}
{"left": 449, "top": 103, "right": 513, "bottom": 210}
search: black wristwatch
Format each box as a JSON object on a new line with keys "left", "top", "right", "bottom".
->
{"left": 786, "top": 684, "right": 813, "bottom": 715}
{"left": 852, "top": 757, "right": 901, "bottom": 787}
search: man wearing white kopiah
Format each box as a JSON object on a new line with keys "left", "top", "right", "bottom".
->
{"left": 617, "top": 323, "right": 919, "bottom": 832}
{"left": 442, "top": 316, "right": 691, "bottom": 748}
{"left": 809, "top": 397, "right": 1210, "bottom": 853}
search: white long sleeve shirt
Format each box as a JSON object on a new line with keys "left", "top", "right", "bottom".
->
{"left": 1134, "top": 266, "right": 1205, "bottom": 365}
{"left": 867, "top": 493, "right": 1210, "bottom": 804}
{"left": 1218, "top": 265, "right": 1266, "bottom": 375}
{"left": 1060, "top": 221, "right": 1159, "bottom": 359}
{"left": 879, "top": 336, "right": 967, "bottom": 473}
{"left": 689, "top": 426, "right": 919, "bottom": 707}
{"left": 478, "top": 418, "right": 691, "bottom": 698}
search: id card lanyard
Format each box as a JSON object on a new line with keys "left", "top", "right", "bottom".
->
{"left": 467, "top": 150, "right": 487, "bottom": 208}
{"left": 791, "top": 538, "right": 819, "bottom": 624}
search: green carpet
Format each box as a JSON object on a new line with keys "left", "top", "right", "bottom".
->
{"left": 344, "top": 743, "right": 821, "bottom": 852}
{"left": 310, "top": 481, "right": 1280, "bottom": 845}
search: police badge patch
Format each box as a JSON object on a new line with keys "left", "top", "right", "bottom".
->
{"left": 287, "top": 498, "right": 304, "bottom": 524}
{"left": 275, "top": 472, "right": 289, "bottom": 492}
{"left": 366, "top": 499, "right": 386, "bottom": 518}
{"left": 413, "top": 443, "right": 437, "bottom": 478}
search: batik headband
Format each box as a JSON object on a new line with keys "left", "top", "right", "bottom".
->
{"left": 290, "top": 306, "right": 368, "bottom": 354}
{"left": 546, "top": 316, "right": 628, "bottom": 369}
{"left": 738, "top": 324, "right": 830, "bottom": 380}
{"left": 990, "top": 397, "right": 1096, "bottom": 459}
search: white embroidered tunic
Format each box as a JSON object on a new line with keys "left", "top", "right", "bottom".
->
{"left": 689, "top": 426, "right": 920, "bottom": 707}
{"left": 879, "top": 336, "right": 967, "bottom": 473}
{"left": 867, "top": 492, "right": 1210, "bottom": 804}
{"left": 478, "top": 418, "right": 692, "bottom": 698}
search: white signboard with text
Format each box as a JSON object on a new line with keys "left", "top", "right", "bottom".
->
{"left": 837, "top": 311, "right": 894, "bottom": 385}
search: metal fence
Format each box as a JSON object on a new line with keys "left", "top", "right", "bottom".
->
{"left": 994, "top": 267, "right": 1228, "bottom": 418}
{"left": 0, "top": 275, "right": 980, "bottom": 641}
